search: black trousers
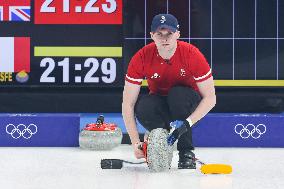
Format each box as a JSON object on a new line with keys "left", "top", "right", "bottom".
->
{"left": 135, "top": 86, "right": 201, "bottom": 152}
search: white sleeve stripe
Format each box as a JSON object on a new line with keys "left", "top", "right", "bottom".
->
{"left": 193, "top": 69, "right": 212, "bottom": 81}
{"left": 126, "top": 75, "right": 143, "bottom": 82}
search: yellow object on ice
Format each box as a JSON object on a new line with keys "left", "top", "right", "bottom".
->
{"left": 200, "top": 164, "right": 232, "bottom": 174}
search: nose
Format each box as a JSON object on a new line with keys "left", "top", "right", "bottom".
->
{"left": 161, "top": 34, "right": 171, "bottom": 41}
{"left": 161, "top": 38, "right": 168, "bottom": 42}
{"left": 160, "top": 36, "right": 168, "bottom": 42}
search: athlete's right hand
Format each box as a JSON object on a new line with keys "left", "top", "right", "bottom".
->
{"left": 133, "top": 142, "right": 145, "bottom": 159}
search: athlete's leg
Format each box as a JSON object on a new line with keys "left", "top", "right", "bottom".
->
{"left": 167, "top": 86, "right": 201, "bottom": 169}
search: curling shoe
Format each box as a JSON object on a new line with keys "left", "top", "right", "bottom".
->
{"left": 178, "top": 150, "right": 196, "bottom": 169}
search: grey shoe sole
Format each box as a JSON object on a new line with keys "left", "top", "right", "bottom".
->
{"left": 146, "top": 128, "right": 174, "bottom": 172}
{"left": 178, "top": 163, "right": 196, "bottom": 169}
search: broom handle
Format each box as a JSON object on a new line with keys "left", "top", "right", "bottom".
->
{"left": 193, "top": 157, "right": 206, "bottom": 165}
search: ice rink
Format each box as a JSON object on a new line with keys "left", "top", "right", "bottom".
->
{"left": 0, "top": 145, "right": 283, "bottom": 189}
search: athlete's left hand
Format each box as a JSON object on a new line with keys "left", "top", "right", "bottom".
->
{"left": 167, "top": 120, "right": 191, "bottom": 146}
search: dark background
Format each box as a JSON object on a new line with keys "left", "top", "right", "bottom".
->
{"left": 0, "top": 0, "right": 283, "bottom": 113}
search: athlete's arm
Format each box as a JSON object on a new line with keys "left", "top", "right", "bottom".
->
{"left": 188, "top": 76, "right": 216, "bottom": 125}
{"left": 122, "top": 81, "right": 145, "bottom": 158}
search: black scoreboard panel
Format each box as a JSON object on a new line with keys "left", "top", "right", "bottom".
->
{"left": 124, "top": 0, "right": 284, "bottom": 86}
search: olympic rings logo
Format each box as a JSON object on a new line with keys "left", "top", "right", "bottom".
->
{"left": 6, "top": 124, "right": 38, "bottom": 139}
{"left": 234, "top": 124, "right": 266, "bottom": 139}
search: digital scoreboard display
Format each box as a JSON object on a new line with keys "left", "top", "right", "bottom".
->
{"left": 34, "top": 0, "right": 122, "bottom": 24}
{"left": 0, "top": 0, "right": 123, "bottom": 88}
{"left": 33, "top": 47, "right": 122, "bottom": 85}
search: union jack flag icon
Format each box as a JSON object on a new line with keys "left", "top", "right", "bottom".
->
{"left": 0, "top": 0, "right": 30, "bottom": 22}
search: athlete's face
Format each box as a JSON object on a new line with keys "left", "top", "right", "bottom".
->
{"left": 150, "top": 28, "right": 180, "bottom": 51}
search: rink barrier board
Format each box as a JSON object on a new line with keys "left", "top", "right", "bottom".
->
{"left": 0, "top": 114, "right": 80, "bottom": 147}
{"left": 1, "top": 113, "right": 283, "bottom": 147}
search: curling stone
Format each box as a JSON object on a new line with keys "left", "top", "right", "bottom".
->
{"left": 143, "top": 128, "right": 174, "bottom": 172}
{"left": 79, "top": 115, "right": 122, "bottom": 150}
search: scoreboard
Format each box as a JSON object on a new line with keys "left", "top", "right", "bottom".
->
{"left": 0, "top": 0, "right": 123, "bottom": 88}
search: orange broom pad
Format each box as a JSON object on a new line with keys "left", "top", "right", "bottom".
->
{"left": 200, "top": 164, "right": 232, "bottom": 174}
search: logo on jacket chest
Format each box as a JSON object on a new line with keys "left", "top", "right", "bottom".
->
{"left": 180, "top": 69, "right": 186, "bottom": 77}
{"left": 149, "top": 68, "right": 186, "bottom": 80}
{"left": 150, "top": 73, "right": 161, "bottom": 79}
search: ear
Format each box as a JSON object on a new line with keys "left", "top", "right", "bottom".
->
{"left": 176, "top": 31, "right": 180, "bottom": 39}
{"left": 150, "top": 32, "right": 154, "bottom": 40}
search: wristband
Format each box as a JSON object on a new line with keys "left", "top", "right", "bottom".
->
{"left": 186, "top": 117, "right": 194, "bottom": 127}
